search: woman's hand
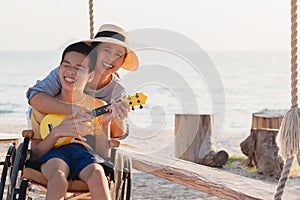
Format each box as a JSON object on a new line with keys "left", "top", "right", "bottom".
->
{"left": 111, "top": 100, "right": 130, "bottom": 120}
{"left": 103, "top": 100, "right": 129, "bottom": 124}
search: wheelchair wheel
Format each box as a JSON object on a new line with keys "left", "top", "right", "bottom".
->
{"left": 9, "top": 137, "right": 31, "bottom": 200}
{"left": 112, "top": 152, "right": 124, "bottom": 200}
{"left": 121, "top": 158, "right": 132, "bottom": 200}
{"left": 18, "top": 179, "right": 29, "bottom": 200}
{"left": 6, "top": 142, "right": 24, "bottom": 200}
{"left": 0, "top": 145, "right": 16, "bottom": 200}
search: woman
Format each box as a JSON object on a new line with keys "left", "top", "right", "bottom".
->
{"left": 26, "top": 24, "right": 139, "bottom": 139}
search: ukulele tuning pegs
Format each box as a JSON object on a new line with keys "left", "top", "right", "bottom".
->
{"left": 135, "top": 93, "right": 139, "bottom": 98}
{"left": 139, "top": 105, "right": 143, "bottom": 109}
{"left": 127, "top": 95, "right": 131, "bottom": 100}
{"left": 131, "top": 107, "right": 135, "bottom": 111}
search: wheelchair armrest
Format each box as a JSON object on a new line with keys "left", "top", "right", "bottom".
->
{"left": 110, "top": 140, "right": 120, "bottom": 148}
{"left": 25, "top": 159, "right": 41, "bottom": 171}
{"left": 22, "top": 130, "right": 33, "bottom": 139}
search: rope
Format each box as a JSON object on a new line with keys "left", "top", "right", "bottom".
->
{"left": 291, "top": 0, "right": 298, "bottom": 108}
{"left": 274, "top": 0, "right": 299, "bottom": 199}
{"left": 274, "top": 157, "right": 294, "bottom": 200}
{"left": 88, "top": 0, "right": 94, "bottom": 39}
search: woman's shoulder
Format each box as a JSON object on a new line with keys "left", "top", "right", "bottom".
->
{"left": 99, "top": 74, "right": 126, "bottom": 96}
{"left": 85, "top": 74, "right": 127, "bottom": 102}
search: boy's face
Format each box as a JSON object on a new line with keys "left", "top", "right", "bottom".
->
{"left": 94, "top": 42, "right": 126, "bottom": 75}
{"left": 58, "top": 51, "right": 94, "bottom": 93}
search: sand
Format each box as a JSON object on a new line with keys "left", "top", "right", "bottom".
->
{"left": 0, "top": 120, "right": 299, "bottom": 199}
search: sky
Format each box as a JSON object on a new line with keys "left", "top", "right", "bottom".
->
{"left": 0, "top": 0, "right": 290, "bottom": 52}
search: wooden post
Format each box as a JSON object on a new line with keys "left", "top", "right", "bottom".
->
{"left": 240, "top": 109, "right": 286, "bottom": 177}
{"left": 251, "top": 109, "right": 286, "bottom": 129}
{"left": 174, "top": 114, "right": 228, "bottom": 167}
{"left": 240, "top": 128, "right": 283, "bottom": 178}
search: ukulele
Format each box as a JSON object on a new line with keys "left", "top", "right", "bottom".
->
{"left": 40, "top": 92, "right": 148, "bottom": 148}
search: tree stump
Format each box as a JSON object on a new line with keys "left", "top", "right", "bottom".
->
{"left": 251, "top": 109, "right": 285, "bottom": 129}
{"left": 240, "top": 109, "right": 286, "bottom": 178}
{"left": 240, "top": 129, "right": 283, "bottom": 178}
{"left": 175, "top": 114, "right": 228, "bottom": 168}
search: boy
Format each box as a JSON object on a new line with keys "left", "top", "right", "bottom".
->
{"left": 31, "top": 42, "right": 122, "bottom": 200}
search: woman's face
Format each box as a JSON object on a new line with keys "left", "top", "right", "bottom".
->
{"left": 94, "top": 42, "right": 126, "bottom": 75}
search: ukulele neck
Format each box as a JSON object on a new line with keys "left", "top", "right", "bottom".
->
{"left": 91, "top": 104, "right": 111, "bottom": 117}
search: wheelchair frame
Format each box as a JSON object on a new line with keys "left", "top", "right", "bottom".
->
{"left": 0, "top": 131, "right": 132, "bottom": 200}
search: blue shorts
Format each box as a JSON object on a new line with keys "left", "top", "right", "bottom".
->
{"left": 38, "top": 143, "right": 110, "bottom": 179}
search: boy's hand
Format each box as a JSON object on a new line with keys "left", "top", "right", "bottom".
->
{"left": 51, "top": 111, "right": 94, "bottom": 141}
{"left": 70, "top": 104, "right": 92, "bottom": 116}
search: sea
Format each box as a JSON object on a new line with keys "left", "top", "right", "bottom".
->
{"left": 0, "top": 50, "right": 291, "bottom": 152}
{"left": 0, "top": 49, "right": 295, "bottom": 200}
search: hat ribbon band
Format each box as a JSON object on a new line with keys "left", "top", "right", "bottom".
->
{"left": 94, "top": 31, "right": 125, "bottom": 42}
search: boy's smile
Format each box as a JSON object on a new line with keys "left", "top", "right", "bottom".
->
{"left": 58, "top": 51, "right": 94, "bottom": 97}
{"left": 64, "top": 76, "right": 76, "bottom": 84}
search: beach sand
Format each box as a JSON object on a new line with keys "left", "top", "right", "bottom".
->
{"left": 0, "top": 120, "right": 299, "bottom": 199}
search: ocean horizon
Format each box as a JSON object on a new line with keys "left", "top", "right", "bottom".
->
{"left": 0, "top": 50, "right": 291, "bottom": 143}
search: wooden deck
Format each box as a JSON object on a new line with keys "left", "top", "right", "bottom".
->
{"left": 1, "top": 132, "right": 299, "bottom": 199}
{"left": 118, "top": 144, "right": 300, "bottom": 200}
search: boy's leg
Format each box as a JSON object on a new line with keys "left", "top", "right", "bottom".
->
{"left": 79, "top": 163, "right": 111, "bottom": 200}
{"left": 95, "top": 133, "right": 111, "bottom": 159}
{"left": 41, "top": 158, "right": 70, "bottom": 200}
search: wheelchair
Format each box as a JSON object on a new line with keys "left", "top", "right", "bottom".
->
{"left": 0, "top": 130, "right": 132, "bottom": 200}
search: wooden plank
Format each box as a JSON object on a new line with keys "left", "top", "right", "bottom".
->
{"left": 118, "top": 145, "right": 300, "bottom": 200}
{"left": 0, "top": 133, "right": 20, "bottom": 146}
{"left": 68, "top": 193, "right": 91, "bottom": 200}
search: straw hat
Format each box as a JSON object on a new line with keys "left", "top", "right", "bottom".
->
{"left": 83, "top": 24, "right": 139, "bottom": 71}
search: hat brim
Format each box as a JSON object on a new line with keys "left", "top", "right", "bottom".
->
{"left": 82, "top": 37, "right": 139, "bottom": 71}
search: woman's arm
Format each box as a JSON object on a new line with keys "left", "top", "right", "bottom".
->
{"left": 26, "top": 67, "right": 61, "bottom": 102}
{"left": 110, "top": 119, "right": 127, "bottom": 138}
{"left": 27, "top": 67, "right": 72, "bottom": 114}
{"left": 28, "top": 68, "right": 91, "bottom": 114}
{"left": 30, "top": 93, "right": 91, "bottom": 114}
{"left": 30, "top": 93, "right": 74, "bottom": 114}
{"left": 109, "top": 101, "right": 129, "bottom": 138}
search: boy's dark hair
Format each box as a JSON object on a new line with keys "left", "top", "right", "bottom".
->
{"left": 61, "top": 42, "right": 97, "bottom": 72}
